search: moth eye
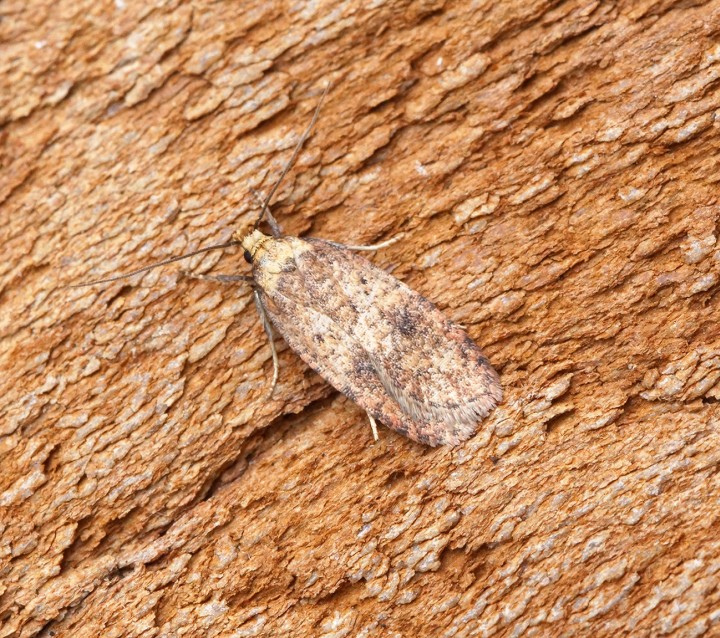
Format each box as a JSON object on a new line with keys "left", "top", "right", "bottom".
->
{"left": 243, "top": 249, "right": 253, "bottom": 264}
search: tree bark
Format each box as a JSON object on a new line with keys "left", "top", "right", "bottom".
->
{"left": 2, "top": 0, "right": 720, "bottom": 636}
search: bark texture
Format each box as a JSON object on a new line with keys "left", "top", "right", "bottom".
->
{"left": 2, "top": 0, "right": 720, "bottom": 636}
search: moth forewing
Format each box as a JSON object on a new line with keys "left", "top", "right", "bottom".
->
{"left": 242, "top": 231, "right": 502, "bottom": 446}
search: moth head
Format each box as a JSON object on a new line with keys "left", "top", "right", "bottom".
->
{"left": 239, "top": 228, "right": 269, "bottom": 264}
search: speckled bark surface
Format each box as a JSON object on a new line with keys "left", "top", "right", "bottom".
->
{"left": 1, "top": 1, "right": 719, "bottom": 636}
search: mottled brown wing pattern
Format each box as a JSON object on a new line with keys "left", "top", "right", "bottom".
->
{"left": 254, "top": 236, "right": 502, "bottom": 446}
{"left": 259, "top": 286, "right": 434, "bottom": 443}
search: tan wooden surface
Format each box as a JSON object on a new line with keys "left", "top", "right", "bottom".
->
{"left": 2, "top": 0, "right": 720, "bottom": 636}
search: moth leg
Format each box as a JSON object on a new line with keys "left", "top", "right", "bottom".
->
{"left": 326, "top": 234, "right": 404, "bottom": 252}
{"left": 367, "top": 413, "right": 379, "bottom": 441}
{"left": 254, "top": 289, "right": 279, "bottom": 397}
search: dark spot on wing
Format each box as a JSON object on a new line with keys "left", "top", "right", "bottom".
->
{"left": 341, "top": 385, "right": 357, "bottom": 402}
{"left": 460, "top": 333, "right": 491, "bottom": 366}
{"left": 462, "top": 334, "right": 477, "bottom": 351}
{"left": 353, "top": 358, "right": 375, "bottom": 377}
{"left": 392, "top": 306, "right": 418, "bottom": 336}
{"left": 392, "top": 420, "right": 409, "bottom": 437}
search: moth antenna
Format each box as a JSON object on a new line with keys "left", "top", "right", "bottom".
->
{"left": 67, "top": 86, "right": 329, "bottom": 289}
{"left": 255, "top": 83, "right": 330, "bottom": 238}
{"left": 65, "top": 240, "right": 241, "bottom": 288}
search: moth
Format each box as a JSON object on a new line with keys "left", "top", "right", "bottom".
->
{"left": 70, "top": 88, "right": 502, "bottom": 446}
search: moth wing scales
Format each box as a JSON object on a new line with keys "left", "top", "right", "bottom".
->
{"left": 257, "top": 287, "right": 430, "bottom": 441}
{"left": 254, "top": 237, "right": 501, "bottom": 446}
{"left": 303, "top": 239, "right": 502, "bottom": 425}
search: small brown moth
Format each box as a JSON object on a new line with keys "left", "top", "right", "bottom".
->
{"left": 70, "top": 88, "right": 502, "bottom": 446}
